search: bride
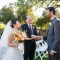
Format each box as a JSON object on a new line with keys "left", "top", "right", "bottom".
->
{"left": 0, "top": 18, "right": 24, "bottom": 60}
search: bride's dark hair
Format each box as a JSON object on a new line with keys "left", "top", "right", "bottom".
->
{"left": 10, "top": 18, "right": 18, "bottom": 28}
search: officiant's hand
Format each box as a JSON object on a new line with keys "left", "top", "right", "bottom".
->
{"left": 50, "top": 50, "right": 54, "bottom": 56}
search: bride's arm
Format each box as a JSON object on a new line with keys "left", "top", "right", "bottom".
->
{"left": 8, "top": 32, "right": 18, "bottom": 47}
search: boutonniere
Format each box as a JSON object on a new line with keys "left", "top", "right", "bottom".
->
{"left": 49, "top": 22, "right": 52, "bottom": 26}
{"left": 32, "top": 26, "right": 35, "bottom": 29}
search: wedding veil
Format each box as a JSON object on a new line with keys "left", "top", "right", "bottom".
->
{"left": 0, "top": 20, "right": 12, "bottom": 48}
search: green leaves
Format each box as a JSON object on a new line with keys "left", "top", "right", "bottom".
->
{"left": 35, "top": 16, "right": 49, "bottom": 29}
{"left": 0, "top": 6, "right": 15, "bottom": 24}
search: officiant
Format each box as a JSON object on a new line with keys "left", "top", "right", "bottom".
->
{"left": 21, "top": 16, "right": 41, "bottom": 60}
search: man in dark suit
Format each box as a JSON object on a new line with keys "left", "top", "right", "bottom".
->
{"left": 21, "top": 16, "right": 40, "bottom": 60}
{"left": 43, "top": 7, "right": 60, "bottom": 60}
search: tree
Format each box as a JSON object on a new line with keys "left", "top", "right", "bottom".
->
{"left": 35, "top": 16, "right": 49, "bottom": 29}
{"left": 14, "top": 0, "right": 60, "bottom": 23}
{"left": 16, "top": 0, "right": 34, "bottom": 23}
{"left": 55, "top": 10, "right": 60, "bottom": 19}
{"left": 0, "top": 5, "right": 15, "bottom": 24}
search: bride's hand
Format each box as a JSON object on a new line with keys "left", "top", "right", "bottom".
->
{"left": 15, "top": 44, "right": 19, "bottom": 47}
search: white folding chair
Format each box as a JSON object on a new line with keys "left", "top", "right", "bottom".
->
{"left": 35, "top": 40, "right": 48, "bottom": 60}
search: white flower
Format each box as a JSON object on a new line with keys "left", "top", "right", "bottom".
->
{"left": 33, "top": 26, "right": 35, "bottom": 29}
{"left": 49, "top": 22, "right": 52, "bottom": 26}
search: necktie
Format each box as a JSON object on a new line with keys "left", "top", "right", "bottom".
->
{"left": 29, "top": 25, "right": 32, "bottom": 34}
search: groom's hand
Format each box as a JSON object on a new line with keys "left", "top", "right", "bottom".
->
{"left": 50, "top": 50, "right": 54, "bottom": 56}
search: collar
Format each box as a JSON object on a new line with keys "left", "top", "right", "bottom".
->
{"left": 51, "top": 16, "right": 56, "bottom": 20}
{"left": 27, "top": 23, "right": 32, "bottom": 27}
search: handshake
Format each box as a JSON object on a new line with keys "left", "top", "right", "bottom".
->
{"left": 31, "top": 35, "right": 42, "bottom": 40}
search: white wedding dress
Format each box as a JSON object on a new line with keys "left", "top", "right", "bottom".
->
{"left": 2, "top": 37, "right": 24, "bottom": 60}
{"left": 0, "top": 21, "right": 24, "bottom": 60}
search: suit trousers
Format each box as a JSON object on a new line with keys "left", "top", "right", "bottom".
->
{"left": 24, "top": 42, "right": 35, "bottom": 60}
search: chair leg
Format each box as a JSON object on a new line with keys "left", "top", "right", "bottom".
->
{"left": 35, "top": 51, "right": 38, "bottom": 59}
{"left": 34, "top": 51, "right": 36, "bottom": 60}
{"left": 38, "top": 52, "right": 43, "bottom": 60}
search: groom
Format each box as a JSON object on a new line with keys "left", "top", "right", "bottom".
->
{"left": 21, "top": 16, "right": 40, "bottom": 60}
{"left": 43, "top": 7, "right": 60, "bottom": 60}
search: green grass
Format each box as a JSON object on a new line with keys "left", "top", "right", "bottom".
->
{"left": 34, "top": 55, "right": 48, "bottom": 60}
{"left": 34, "top": 52, "right": 48, "bottom": 60}
{"left": 34, "top": 57, "right": 48, "bottom": 60}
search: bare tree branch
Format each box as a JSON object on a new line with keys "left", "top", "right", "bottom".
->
{"left": 47, "top": 0, "right": 53, "bottom": 7}
{"left": 54, "top": 5, "right": 60, "bottom": 9}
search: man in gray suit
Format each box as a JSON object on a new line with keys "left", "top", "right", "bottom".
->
{"left": 43, "top": 7, "right": 60, "bottom": 60}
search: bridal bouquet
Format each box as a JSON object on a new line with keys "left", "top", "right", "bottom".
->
{"left": 13, "top": 30, "right": 27, "bottom": 42}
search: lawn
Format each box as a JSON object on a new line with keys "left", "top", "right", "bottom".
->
{"left": 34, "top": 57, "right": 48, "bottom": 60}
{"left": 0, "top": 23, "right": 5, "bottom": 29}
{"left": 34, "top": 55, "right": 48, "bottom": 60}
{"left": 33, "top": 51, "right": 48, "bottom": 60}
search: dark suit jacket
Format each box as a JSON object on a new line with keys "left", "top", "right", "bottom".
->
{"left": 43, "top": 17, "right": 60, "bottom": 53}
{"left": 21, "top": 23, "right": 37, "bottom": 49}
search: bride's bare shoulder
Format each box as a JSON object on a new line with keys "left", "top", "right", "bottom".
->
{"left": 8, "top": 30, "right": 13, "bottom": 36}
